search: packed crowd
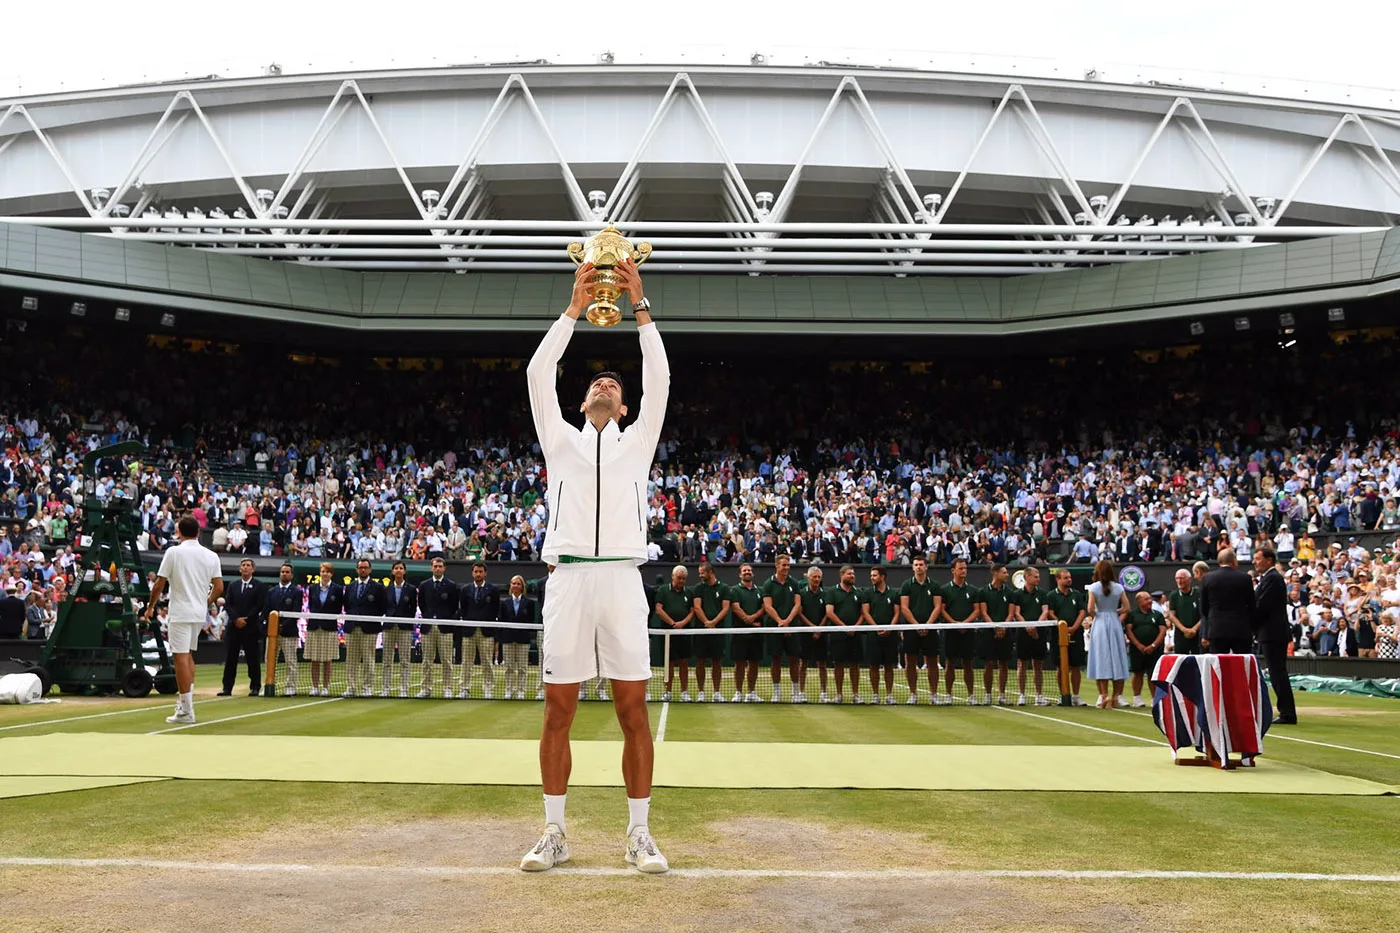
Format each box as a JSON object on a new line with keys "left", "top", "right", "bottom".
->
{"left": 3, "top": 322, "right": 1400, "bottom": 665}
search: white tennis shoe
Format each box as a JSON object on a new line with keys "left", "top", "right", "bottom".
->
{"left": 679, "top": 692, "right": 692, "bottom": 703}
{"left": 520, "top": 824, "right": 569, "bottom": 872}
{"left": 1034, "top": 694, "right": 1051, "bottom": 706}
{"left": 165, "top": 708, "right": 195, "bottom": 724}
{"left": 625, "top": 826, "right": 669, "bottom": 874}
{"left": 712, "top": 691, "right": 725, "bottom": 703}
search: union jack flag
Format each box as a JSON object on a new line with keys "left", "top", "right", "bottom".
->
{"left": 1151, "top": 654, "right": 1272, "bottom": 760}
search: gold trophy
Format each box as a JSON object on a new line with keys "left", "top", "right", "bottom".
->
{"left": 566, "top": 224, "right": 652, "bottom": 326}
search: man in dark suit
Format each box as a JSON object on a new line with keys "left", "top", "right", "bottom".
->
{"left": 381, "top": 560, "right": 418, "bottom": 697}
{"left": 1199, "top": 548, "right": 1256, "bottom": 655}
{"left": 305, "top": 561, "right": 344, "bottom": 697}
{"left": 498, "top": 574, "right": 537, "bottom": 700}
{"left": 1251, "top": 546, "right": 1297, "bottom": 723}
{"left": 265, "top": 563, "right": 305, "bottom": 696}
{"left": 0, "top": 587, "right": 25, "bottom": 638}
{"left": 459, "top": 561, "right": 501, "bottom": 699}
{"left": 342, "top": 557, "right": 386, "bottom": 697}
{"left": 416, "top": 556, "right": 460, "bottom": 698}
{"left": 220, "top": 558, "right": 268, "bottom": 696}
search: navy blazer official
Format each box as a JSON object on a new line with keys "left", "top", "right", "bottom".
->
{"left": 1199, "top": 558, "right": 1256, "bottom": 652}
{"left": 497, "top": 589, "right": 537, "bottom": 644}
{"left": 265, "top": 580, "right": 306, "bottom": 638}
{"left": 306, "top": 580, "right": 345, "bottom": 632}
{"left": 343, "top": 575, "right": 387, "bottom": 634}
{"left": 460, "top": 578, "right": 502, "bottom": 638}
{"left": 417, "top": 573, "right": 460, "bottom": 633}
{"left": 383, "top": 577, "right": 418, "bottom": 630}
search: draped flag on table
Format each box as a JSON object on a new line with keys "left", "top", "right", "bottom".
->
{"left": 1151, "top": 653, "right": 1272, "bottom": 760}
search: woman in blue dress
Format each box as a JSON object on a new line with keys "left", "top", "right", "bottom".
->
{"left": 1085, "top": 559, "right": 1131, "bottom": 708}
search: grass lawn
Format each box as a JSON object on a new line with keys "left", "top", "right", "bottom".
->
{"left": 1, "top": 665, "right": 1397, "bottom": 932}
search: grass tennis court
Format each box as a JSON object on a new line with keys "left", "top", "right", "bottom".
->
{"left": 2, "top": 665, "right": 1398, "bottom": 932}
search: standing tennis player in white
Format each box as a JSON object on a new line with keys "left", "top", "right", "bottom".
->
{"left": 144, "top": 516, "right": 224, "bottom": 724}
{"left": 520, "top": 257, "right": 670, "bottom": 874}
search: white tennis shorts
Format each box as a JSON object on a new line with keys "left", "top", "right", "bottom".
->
{"left": 166, "top": 621, "right": 202, "bottom": 654}
{"left": 541, "top": 561, "right": 651, "bottom": 684}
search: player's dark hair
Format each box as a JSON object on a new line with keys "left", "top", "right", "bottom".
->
{"left": 177, "top": 516, "right": 199, "bottom": 538}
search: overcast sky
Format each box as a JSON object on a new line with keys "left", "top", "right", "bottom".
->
{"left": 4, "top": 0, "right": 1397, "bottom": 107}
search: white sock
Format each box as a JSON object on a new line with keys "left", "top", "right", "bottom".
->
{"left": 179, "top": 691, "right": 193, "bottom": 713}
{"left": 627, "top": 796, "right": 650, "bottom": 834}
{"left": 543, "top": 794, "right": 566, "bottom": 833}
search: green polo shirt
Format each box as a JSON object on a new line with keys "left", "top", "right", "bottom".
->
{"left": 1168, "top": 588, "right": 1201, "bottom": 628}
{"left": 761, "top": 575, "right": 802, "bottom": 627}
{"left": 941, "top": 581, "right": 979, "bottom": 623}
{"left": 979, "top": 583, "right": 1014, "bottom": 624}
{"left": 864, "top": 584, "right": 898, "bottom": 625}
{"left": 1045, "top": 588, "right": 1087, "bottom": 626}
{"left": 728, "top": 583, "right": 765, "bottom": 626}
{"left": 654, "top": 584, "right": 694, "bottom": 629}
{"left": 799, "top": 585, "right": 826, "bottom": 627}
{"left": 824, "top": 585, "right": 862, "bottom": 626}
{"left": 899, "top": 575, "right": 940, "bottom": 624}
{"left": 1011, "top": 586, "right": 1047, "bottom": 626}
{"left": 693, "top": 581, "right": 730, "bottom": 627}
{"left": 1127, "top": 608, "right": 1167, "bottom": 650}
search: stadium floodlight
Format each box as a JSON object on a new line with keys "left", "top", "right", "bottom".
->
{"left": 1073, "top": 211, "right": 1090, "bottom": 225}
{"left": 70, "top": 302, "right": 86, "bottom": 317}
{"left": 1279, "top": 338, "right": 1297, "bottom": 349}
{"left": 1234, "top": 316, "right": 1250, "bottom": 331}
{"left": 1279, "top": 312, "right": 1296, "bottom": 328}
{"left": 751, "top": 52, "right": 768, "bottom": 65}
{"left": 21, "top": 296, "right": 38, "bottom": 311}
{"left": 1089, "top": 194, "right": 1109, "bottom": 216}
{"left": 114, "top": 307, "right": 131, "bottom": 322}
{"left": 1328, "top": 307, "right": 1346, "bottom": 322}
{"left": 1233, "top": 213, "right": 1255, "bottom": 226}
{"left": 111, "top": 204, "right": 130, "bottom": 218}
{"left": 588, "top": 189, "right": 607, "bottom": 217}
{"left": 1255, "top": 196, "right": 1277, "bottom": 218}
{"left": 90, "top": 188, "right": 110, "bottom": 210}
{"left": 160, "top": 312, "right": 176, "bottom": 327}
{"left": 420, "top": 189, "right": 440, "bottom": 210}
{"left": 142, "top": 206, "right": 160, "bottom": 220}
{"left": 271, "top": 205, "right": 289, "bottom": 220}
{"left": 186, "top": 207, "right": 205, "bottom": 220}
{"left": 255, "top": 189, "right": 275, "bottom": 211}
{"left": 755, "top": 191, "right": 774, "bottom": 217}
{"left": 597, "top": 51, "right": 615, "bottom": 65}
{"left": 1189, "top": 321, "right": 1205, "bottom": 336}
{"left": 232, "top": 207, "right": 249, "bottom": 219}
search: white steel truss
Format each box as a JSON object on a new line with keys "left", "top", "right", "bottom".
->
{"left": 0, "top": 70, "right": 1396, "bottom": 274}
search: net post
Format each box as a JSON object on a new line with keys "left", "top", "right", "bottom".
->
{"left": 662, "top": 631, "right": 671, "bottom": 680}
{"left": 263, "top": 610, "right": 279, "bottom": 696}
{"left": 1057, "top": 621, "right": 1071, "bottom": 706}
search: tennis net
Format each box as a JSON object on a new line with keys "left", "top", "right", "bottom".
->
{"left": 264, "top": 611, "right": 1076, "bottom": 706}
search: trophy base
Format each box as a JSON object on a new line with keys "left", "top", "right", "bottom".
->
{"left": 585, "top": 302, "right": 623, "bottom": 327}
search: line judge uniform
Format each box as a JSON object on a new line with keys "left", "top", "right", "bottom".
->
{"left": 221, "top": 574, "right": 268, "bottom": 696}
{"left": 525, "top": 309, "right": 669, "bottom": 685}
{"left": 382, "top": 578, "right": 418, "bottom": 697}
{"left": 460, "top": 580, "right": 501, "bottom": 698}
{"left": 497, "top": 591, "right": 537, "bottom": 698}
{"left": 265, "top": 581, "right": 305, "bottom": 695}
{"left": 305, "top": 580, "right": 345, "bottom": 666}
{"left": 417, "top": 574, "right": 460, "bottom": 697}
{"left": 342, "top": 576, "right": 387, "bottom": 696}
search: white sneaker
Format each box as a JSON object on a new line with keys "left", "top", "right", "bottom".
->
{"left": 1114, "top": 695, "right": 1130, "bottom": 708}
{"left": 598, "top": 689, "right": 610, "bottom": 702}
{"left": 773, "top": 686, "right": 785, "bottom": 703}
{"left": 361, "top": 686, "right": 373, "bottom": 697}
{"left": 1035, "top": 694, "right": 1051, "bottom": 706}
{"left": 997, "top": 693, "right": 1009, "bottom": 706}
{"left": 1132, "top": 696, "right": 1146, "bottom": 708}
{"left": 625, "top": 826, "right": 669, "bottom": 874}
{"left": 378, "top": 688, "right": 391, "bottom": 698}
{"left": 578, "top": 686, "right": 587, "bottom": 701}
{"left": 795, "top": 691, "right": 807, "bottom": 704}
{"left": 884, "top": 695, "right": 896, "bottom": 706}
{"left": 398, "top": 689, "right": 409, "bottom": 699}
{"left": 982, "top": 695, "right": 994, "bottom": 706}
{"left": 520, "top": 824, "right": 569, "bottom": 872}
{"left": 341, "top": 689, "right": 356, "bottom": 698}
{"left": 443, "top": 687, "right": 455, "bottom": 699}
{"left": 732, "top": 692, "right": 744, "bottom": 703}
{"left": 660, "top": 690, "right": 672, "bottom": 703}
{"left": 820, "top": 691, "right": 830, "bottom": 704}
{"left": 712, "top": 691, "right": 726, "bottom": 703}
{"left": 834, "top": 695, "right": 844, "bottom": 705}
{"left": 165, "top": 710, "right": 195, "bottom": 724}
{"left": 483, "top": 689, "right": 494, "bottom": 700}
{"left": 415, "top": 688, "right": 432, "bottom": 699}
{"left": 284, "top": 686, "right": 297, "bottom": 697}
{"left": 1072, "top": 695, "right": 1086, "bottom": 707}
{"left": 458, "top": 688, "right": 471, "bottom": 700}
{"left": 855, "top": 695, "right": 866, "bottom": 705}
{"left": 1016, "top": 694, "right": 1027, "bottom": 706}
{"left": 962, "top": 695, "right": 977, "bottom": 706}
{"left": 906, "top": 695, "right": 919, "bottom": 705}
{"left": 747, "top": 692, "right": 762, "bottom": 703}
{"left": 536, "top": 688, "right": 545, "bottom": 700}
{"left": 936, "top": 693, "right": 950, "bottom": 706}
{"left": 695, "top": 691, "right": 706, "bottom": 703}
{"left": 679, "top": 692, "right": 692, "bottom": 703}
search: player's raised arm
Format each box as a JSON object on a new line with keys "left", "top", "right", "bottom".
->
{"left": 526, "top": 262, "right": 596, "bottom": 454}
{"left": 612, "top": 258, "right": 669, "bottom": 456}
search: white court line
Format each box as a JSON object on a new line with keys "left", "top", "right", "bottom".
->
{"left": 147, "top": 698, "right": 343, "bottom": 734}
{"left": 0, "top": 696, "right": 236, "bottom": 732}
{"left": 990, "top": 704, "right": 1166, "bottom": 746}
{"left": 1111, "top": 707, "right": 1400, "bottom": 761}
{"left": 1, "top": 856, "right": 1396, "bottom": 883}
{"left": 656, "top": 701, "right": 670, "bottom": 742}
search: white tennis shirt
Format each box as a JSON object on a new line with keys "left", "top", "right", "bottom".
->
{"left": 156, "top": 538, "right": 222, "bottom": 624}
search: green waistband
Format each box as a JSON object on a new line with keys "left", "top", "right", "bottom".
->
{"left": 558, "top": 554, "right": 633, "bottom": 564}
